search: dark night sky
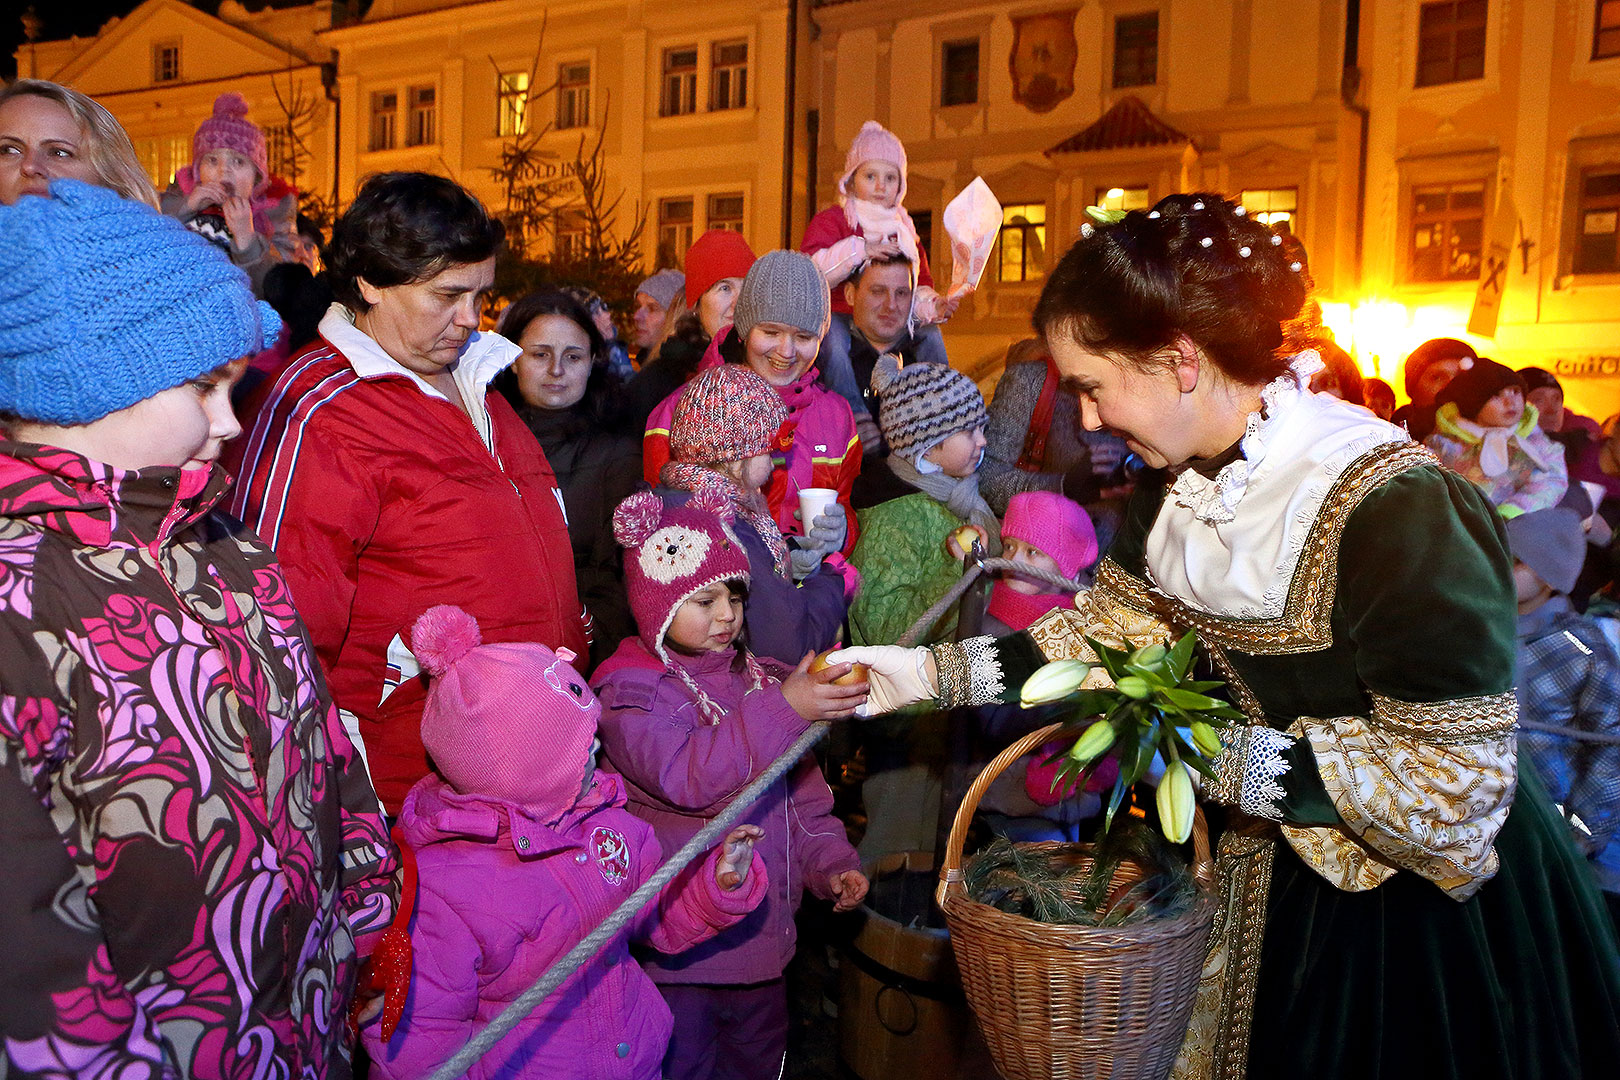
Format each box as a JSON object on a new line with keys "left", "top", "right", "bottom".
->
{"left": 1, "top": 1, "right": 151, "bottom": 80}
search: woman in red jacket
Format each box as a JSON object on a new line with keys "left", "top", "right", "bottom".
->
{"left": 228, "top": 172, "right": 589, "bottom": 814}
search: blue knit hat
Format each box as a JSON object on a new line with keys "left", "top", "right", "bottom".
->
{"left": 0, "top": 179, "right": 281, "bottom": 425}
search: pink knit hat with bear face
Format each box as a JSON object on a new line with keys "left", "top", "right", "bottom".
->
{"left": 613, "top": 489, "right": 768, "bottom": 723}
{"left": 193, "top": 93, "right": 269, "bottom": 188}
{"left": 838, "top": 120, "right": 908, "bottom": 205}
{"left": 413, "top": 605, "right": 600, "bottom": 817}
{"left": 1002, "top": 491, "right": 1099, "bottom": 580}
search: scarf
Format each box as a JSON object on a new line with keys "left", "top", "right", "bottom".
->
{"left": 659, "top": 461, "right": 793, "bottom": 579}
{"left": 847, "top": 197, "right": 921, "bottom": 272}
{"left": 1436, "top": 403, "right": 1564, "bottom": 478}
{"left": 887, "top": 453, "right": 1003, "bottom": 555}
{"left": 986, "top": 581, "right": 1071, "bottom": 632}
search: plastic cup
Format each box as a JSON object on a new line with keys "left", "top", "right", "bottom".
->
{"left": 798, "top": 487, "right": 839, "bottom": 528}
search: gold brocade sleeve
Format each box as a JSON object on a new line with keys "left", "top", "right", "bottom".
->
{"left": 1027, "top": 559, "right": 1179, "bottom": 690}
{"left": 1285, "top": 691, "right": 1517, "bottom": 899}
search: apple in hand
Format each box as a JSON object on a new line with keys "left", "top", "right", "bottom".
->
{"left": 809, "top": 649, "right": 869, "bottom": 686}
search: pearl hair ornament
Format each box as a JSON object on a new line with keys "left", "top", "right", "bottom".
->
{"left": 1081, "top": 222, "right": 1094, "bottom": 239}
{"left": 1290, "top": 261, "right": 1303, "bottom": 272}
{"left": 1192, "top": 201, "right": 1204, "bottom": 210}
{"left": 1238, "top": 245, "right": 1251, "bottom": 257}
{"left": 1199, "top": 237, "right": 1213, "bottom": 248}
{"left": 1270, "top": 235, "right": 1282, "bottom": 246}
{"left": 1235, "top": 205, "right": 1247, "bottom": 216}
{"left": 1148, "top": 211, "right": 1160, "bottom": 219}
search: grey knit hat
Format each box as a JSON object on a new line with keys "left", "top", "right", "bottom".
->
{"left": 1505, "top": 507, "right": 1586, "bottom": 595}
{"left": 870, "top": 353, "right": 987, "bottom": 459}
{"left": 732, "top": 250, "right": 831, "bottom": 340}
{"left": 635, "top": 268, "right": 685, "bottom": 311}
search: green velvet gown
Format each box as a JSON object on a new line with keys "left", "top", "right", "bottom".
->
{"left": 960, "top": 381, "right": 1620, "bottom": 1080}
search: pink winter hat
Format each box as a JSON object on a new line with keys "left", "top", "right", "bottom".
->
{"left": 413, "top": 605, "right": 601, "bottom": 816}
{"left": 193, "top": 93, "right": 269, "bottom": 184}
{"left": 1002, "top": 491, "right": 1099, "bottom": 579}
{"left": 839, "top": 120, "right": 908, "bottom": 204}
{"left": 669, "top": 364, "right": 788, "bottom": 465}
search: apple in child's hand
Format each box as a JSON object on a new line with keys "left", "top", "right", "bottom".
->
{"left": 946, "top": 524, "right": 985, "bottom": 559}
{"left": 809, "top": 649, "right": 869, "bottom": 686}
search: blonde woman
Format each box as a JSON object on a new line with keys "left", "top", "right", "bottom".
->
{"left": 0, "top": 79, "right": 158, "bottom": 207}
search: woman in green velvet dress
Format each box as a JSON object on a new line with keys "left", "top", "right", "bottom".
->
{"left": 833, "top": 193, "right": 1620, "bottom": 1080}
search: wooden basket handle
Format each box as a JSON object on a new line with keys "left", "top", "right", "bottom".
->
{"left": 936, "top": 723, "right": 1217, "bottom": 908}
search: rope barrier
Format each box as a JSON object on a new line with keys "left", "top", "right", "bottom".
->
{"left": 1518, "top": 720, "right": 1620, "bottom": 747}
{"left": 895, "top": 554, "right": 1083, "bottom": 647}
{"left": 424, "top": 721, "right": 831, "bottom": 1080}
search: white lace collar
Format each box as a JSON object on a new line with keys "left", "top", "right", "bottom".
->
{"left": 1167, "top": 352, "right": 1324, "bottom": 526}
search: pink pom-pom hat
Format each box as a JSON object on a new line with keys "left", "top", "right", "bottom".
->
{"left": 411, "top": 604, "right": 600, "bottom": 815}
{"left": 192, "top": 92, "right": 269, "bottom": 187}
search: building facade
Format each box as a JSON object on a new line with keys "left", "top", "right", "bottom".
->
{"left": 14, "top": 0, "right": 1620, "bottom": 413}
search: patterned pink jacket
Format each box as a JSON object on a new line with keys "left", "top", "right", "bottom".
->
{"left": 0, "top": 442, "right": 398, "bottom": 1079}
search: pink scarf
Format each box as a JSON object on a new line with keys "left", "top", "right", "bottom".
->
{"left": 659, "top": 462, "right": 793, "bottom": 579}
{"left": 986, "top": 581, "right": 1072, "bottom": 632}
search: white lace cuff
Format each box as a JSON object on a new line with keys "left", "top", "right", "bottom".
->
{"left": 1208, "top": 725, "right": 1294, "bottom": 820}
{"left": 932, "top": 636, "right": 1006, "bottom": 708}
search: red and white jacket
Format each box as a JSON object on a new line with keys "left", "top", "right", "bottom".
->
{"left": 228, "top": 307, "right": 590, "bottom": 812}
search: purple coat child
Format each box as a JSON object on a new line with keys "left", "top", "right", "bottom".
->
{"left": 362, "top": 606, "right": 766, "bottom": 1080}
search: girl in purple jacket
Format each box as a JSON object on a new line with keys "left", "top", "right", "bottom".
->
{"left": 594, "top": 490, "right": 871, "bottom": 1080}
{"left": 361, "top": 604, "right": 768, "bottom": 1080}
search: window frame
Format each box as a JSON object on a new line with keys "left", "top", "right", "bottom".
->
{"left": 1093, "top": 185, "right": 1152, "bottom": 212}
{"left": 940, "top": 37, "right": 981, "bottom": 108}
{"left": 405, "top": 85, "right": 437, "bottom": 148}
{"left": 151, "top": 41, "right": 180, "bottom": 84}
{"left": 556, "top": 61, "right": 592, "bottom": 130}
{"left": 1111, "top": 11, "right": 1160, "bottom": 90}
{"left": 1573, "top": 167, "right": 1620, "bottom": 276}
{"left": 996, "top": 202, "right": 1049, "bottom": 285}
{"left": 1596, "top": 0, "right": 1620, "bottom": 60}
{"left": 1406, "top": 179, "right": 1488, "bottom": 283}
{"left": 707, "top": 192, "right": 746, "bottom": 234}
{"left": 497, "top": 71, "right": 531, "bottom": 137}
{"left": 1415, "top": 0, "right": 1488, "bottom": 88}
{"left": 1239, "top": 187, "right": 1301, "bottom": 233}
{"left": 657, "top": 196, "right": 696, "bottom": 269}
{"left": 660, "top": 46, "right": 700, "bottom": 118}
{"left": 710, "top": 41, "right": 748, "bottom": 112}
{"left": 368, "top": 89, "right": 398, "bottom": 152}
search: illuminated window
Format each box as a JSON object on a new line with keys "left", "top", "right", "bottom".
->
{"left": 369, "top": 90, "right": 397, "bottom": 151}
{"left": 1416, "top": 0, "right": 1487, "bottom": 87}
{"left": 1094, "top": 186, "right": 1151, "bottom": 212}
{"left": 658, "top": 198, "right": 695, "bottom": 268}
{"left": 941, "top": 39, "right": 980, "bottom": 107}
{"left": 1113, "top": 13, "right": 1159, "bottom": 89}
{"left": 133, "top": 134, "right": 192, "bottom": 188}
{"left": 661, "top": 47, "right": 698, "bottom": 117}
{"left": 1241, "top": 187, "right": 1299, "bottom": 231}
{"left": 1597, "top": 1, "right": 1620, "bottom": 59}
{"left": 1409, "top": 181, "right": 1485, "bottom": 281}
{"left": 997, "top": 203, "right": 1047, "bottom": 283}
{"left": 152, "top": 42, "right": 180, "bottom": 84}
{"left": 406, "top": 86, "right": 437, "bottom": 147}
{"left": 555, "top": 210, "right": 588, "bottom": 261}
{"left": 712, "top": 42, "right": 748, "bottom": 111}
{"left": 498, "top": 72, "right": 530, "bottom": 137}
{"left": 557, "top": 63, "right": 590, "bottom": 129}
{"left": 1575, "top": 169, "right": 1620, "bottom": 274}
{"left": 708, "top": 193, "right": 745, "bottom": 233}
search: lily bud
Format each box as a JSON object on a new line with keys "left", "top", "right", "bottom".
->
{"left": 1115, "top": 675, "right": 1152, "bottom": 699}
{"left": 1157, "top": 760, "right": 1195, "bottom": 844}
{"left": 1067, "top": 720, "right": 1117, "bottom": 765}
{"left": 1190, "top": 721, "right": 1223, "bottom": 758}
{"left": 1129, "top": 642, "right": 1168, "bottom": 670}
{"left": 1020, "top": 659, "right": 1091, "bottom": 707}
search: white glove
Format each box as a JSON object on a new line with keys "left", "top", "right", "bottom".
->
{"left": 825, "top": 645, "right": 938, "bottom": 716}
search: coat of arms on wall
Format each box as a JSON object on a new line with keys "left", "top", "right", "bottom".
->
{"left": 1010, "top": 9, "right": 1079, "bottom": 114}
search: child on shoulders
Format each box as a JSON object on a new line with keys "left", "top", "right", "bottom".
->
{"left": 593, "top": 491, "right": 869, "bottom": 1080}
{"left": 1426, "top": 356, "right": 1568, "bottom": 516}
{"left": 363, "top": 605, "right": 767, "bottom": 1080}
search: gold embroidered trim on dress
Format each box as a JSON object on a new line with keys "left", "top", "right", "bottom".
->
{"left": 1108, "top": 442, "right": 1438, "bottom": 656}
{"left": 1370, "top": 690, "right": 1518, "bottom": 744}
{"left": 1173, "top": 817, "right": 1278, "bottom": 1080}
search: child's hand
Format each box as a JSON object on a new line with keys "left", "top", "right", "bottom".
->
{"left": 933, "top": 291, "right": 965, "bottom": 322}
{"left": 221, "top": 194, "right": 255, "bottom": 251}
{"left": 864, "top": 237, "right": 903, "bottom": 261}
{"left": 829, "top": 869, "right": 869, "bottom": 912}
{"left": 715, "top": 824, "right": 764, "bottom": 890}
{"left": 945, "top": 522, "right": 989, "bottom": 561}
{"left": 186, "top": 181, "right": 226, "bottom": 213}
{"left": 782, "top": 651, "right": 870, "bottom": 720}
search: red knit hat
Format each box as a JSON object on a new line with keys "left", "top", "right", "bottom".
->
{"left": 669, "top": 364, "right": 788, "bottom": 465}
{"left": 413, "top": 605, "right": 600, "bottom": 817}
{"left": 684, "top": 229, "right": 758, "bottom": 307}
{"left": 192, "top": 93, "right": 269, "bottom": 186}
{"left": 613, "top": 489, "right": 767, "bottom": 723}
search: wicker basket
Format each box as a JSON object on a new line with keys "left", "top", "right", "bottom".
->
{"left": 936, "top": 723, "right": 1217, "bottom": 1080}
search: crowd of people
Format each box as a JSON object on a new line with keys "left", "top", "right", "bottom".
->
{"left": 2, "top": 76, "right": 1619, "bottom": 1080}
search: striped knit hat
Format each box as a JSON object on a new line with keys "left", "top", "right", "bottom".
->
{"left": 669, "top": 364, "right": 788, "bottom": 465}
{"left": 870, "top": 353, "right": 987, "bottom": 460}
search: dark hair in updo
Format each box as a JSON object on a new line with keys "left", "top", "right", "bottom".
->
{"left": 1033, "top": 192, "right": 1309, "bottom": 386}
